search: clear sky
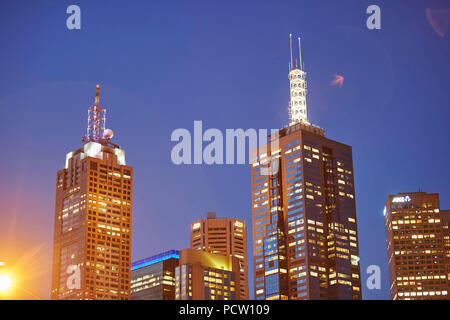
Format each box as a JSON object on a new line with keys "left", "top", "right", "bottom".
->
{"left": 0, "top": 0, "right": 449, "bottom": 299}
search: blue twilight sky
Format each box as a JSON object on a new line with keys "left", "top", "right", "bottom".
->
{"left": 0, "top": 0, "right": 449, "bottom": 300}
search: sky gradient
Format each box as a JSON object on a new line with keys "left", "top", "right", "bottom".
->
{"left": 0, "top": 0, "right": 449, "bottom": 299}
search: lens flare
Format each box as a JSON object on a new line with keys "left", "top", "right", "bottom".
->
{"left": 426, "top": 8, "right": 450, "bottom": 38}
{"left": 331, "top": 74, "right": 344, "bottom": 87}
{"left": 0, "top": 275, "right": 12, "bottom": 292}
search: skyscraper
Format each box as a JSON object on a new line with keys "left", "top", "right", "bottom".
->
{"left": 131, "top": 250, "right": 179, "bottom": 300}
{"left": 441, "top": 210, "right": 450, "bottom": 285}
{"left": 384, "top": 192, "right": 450, "bottom": 300}
{"left": 190, "top": 212, "right": 248, "bottom": 299}
{"left": 51, "top": 85, "right": 133, "bottom": 300}
{"left": 250, "top": 35, "right": 361, "bottom": 300}
{"left": 175, "top": 249, "right": 240, "bottom": 300}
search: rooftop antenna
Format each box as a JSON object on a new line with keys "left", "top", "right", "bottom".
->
{"left": 83, "top": 84, "right": 106, "bottom": 144}
{"left": 95, "top": 84, "right": 100, "bottom": 106}
{"left": 288, "top": 35, "right": 309, "bottom": 126}
{"left": 289, "top": 33, "right": 294, "bottom": 71}
{"left": 298, "top": 37, "right": 303, "bottom": 71}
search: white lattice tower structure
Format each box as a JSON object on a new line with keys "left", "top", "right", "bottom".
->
{"left": 288, "top": 35, "right": 309, "bottom": 125}
{"left": 83, "top": 84, "right": 106, "bottom": 143}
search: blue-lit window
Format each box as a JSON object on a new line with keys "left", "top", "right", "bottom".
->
{"left": 254, "top": 206, "right": 268, "bottom": 214}
{"left": 287, "top": 201, "right": 303, "bottom": 210}
{"left": 288, "top": 207, "right": 303, "bottom": 215}
{"left": 254, "top": 200, "right": 268, "bottom": 208}
{"left": 264, "top": 258, "right": 278, "bottom": 271}
{"left": 293, "top": 233, "right": 304, "bottom": 239}
{"left": 255, "top": 231, "right": 266, "bottom": 238}
{"left": 288, "top": 195, "right": 302, "bottom": 203}
{"left": 253, "top": 183, "right": 268, "bottom": 191}
{"left": 254, "top": 225, "right": 266, "bottom": 233}
{"left": 284, "top": 140, "right": 300, "bottom": 149}
{"left": 255, "top": 218, "right": 269, "bottom": 226}
{"left": 286, "top": 163, "right": 301, "bottom": 172}
{"left": 286, "top": 152, "right": 300, "bottom": 160}
{"left": 287, "top": 182, "right": 302, "bottom": 191}
{"left": 264, "top": 236, "right": 277, "bottom": 256}
{"left": 253, "top": 177, "right": 267, "bottom": 185}
{"left": 265, "top": 274, "right": 279, "bottom": 295}
{"left": 287, "top": 214, "right": 304, "bottom": 222}
{"left": 254, "top": 212, "right": 269, "bottom": 221}
{"left": 287, "top": 175, "right": 302, "bottom": 184}
{"left": 286, "top": 170, "right": 301, "bottom": 178}
{"left": 254, "top": 194, "right": 268, "bottom": 202}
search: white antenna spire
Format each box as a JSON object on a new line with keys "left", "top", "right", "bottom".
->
{"left": 288, "top": 34, "right": 309, "bottom": 126}
{"left": 298, "top": 37, "right": 303, "bottom": 71}
{"left": 289, "top": 34, "right": 293, "bottom": 70}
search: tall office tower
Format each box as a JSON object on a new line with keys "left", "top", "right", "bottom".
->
{"left": 131, "top": 250, "right": 179, "bottom": 300}
{"left": 175, "top": 249, "right": 241, "bottom": 300}
{"left": 250, "top": 35, "right": 361, "bottom": 300}
{"left": 190, "top": 212, "right": 248, "bottom": 299}
{"left": 442, "top": 210, "right": 450, "bottom": 285}
{"left": 384, "top": 192, "right": 450, "bottom": 300}
{"left": 51, "top": 85, "right": 133, "bottom": 300}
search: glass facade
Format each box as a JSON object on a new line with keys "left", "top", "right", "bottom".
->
{"left": 175, "top": 249, "right": 239, "bottom": 300}
{"left": 251, "top": 123, "right": 361, "bottom": 300}
{"left": 51, "top": 143, "right": 133, "bottom": 300}
{"left": 131, "top": 251, "right": 179, "bottom": 300}
{"left": 385, "top": 192, "right": 450, "bottom": 299}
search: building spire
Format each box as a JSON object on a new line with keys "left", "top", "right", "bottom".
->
{"left": 95, "top": 84, "right": 100, "bottom": 106}
{"left": 83, "top": 84, "right": 106, "bottom": 143}
{"left": 298, "top": 37, "right": 303, "bottom": 71}
{"left": 287, "top": 34, "right": 309, "bottom": 125}
{"left": 289, "top": 33, "right": 294, "bottom": 71}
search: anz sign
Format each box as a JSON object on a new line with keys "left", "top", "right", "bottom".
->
{"left": 392, "top": 195, "right": 411, "bottom": 203}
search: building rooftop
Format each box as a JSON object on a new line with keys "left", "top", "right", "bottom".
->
{"left": 131, "top": 250, "right": 179, "bottom": 271}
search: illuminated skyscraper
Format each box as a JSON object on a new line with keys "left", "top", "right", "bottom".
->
{"left": 190, "top": 212, "right": 248, "bottom": 299}
{"left": 51, "top": 85, "right": 133, "bottom": 300}
{"left": 442, "top": 210, "right": 450, "bottom": 284}
{"left": 175, "top": 249, "right": 240, "bottom": 300}
{"left": 250, "top": 36, "right": 361, "bottom": 300}
{"left": 384, "top": 192, "right": 450, "bottom": 300}
{"left": 131, "top": 250, "right": 179, "bottom": 300}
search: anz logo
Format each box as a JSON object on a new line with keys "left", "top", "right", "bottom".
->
{"left": 392, "top": 195, "right": 411, "bottom": 203}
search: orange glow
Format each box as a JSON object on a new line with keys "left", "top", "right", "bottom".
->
{"left": 426, "top": 8, "right": 450, "bottom": 38}
{"left": 331, "top": 75, "right": 344, "bottom": 87}
{"left": 0, "top": 274, "right": 12, "bottom": 292}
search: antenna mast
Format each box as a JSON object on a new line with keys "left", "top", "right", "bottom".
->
{"left": 83, "top": 84, "right": 106, "bottom": 143}
{"left": 298, "top": 37, "right": 303, "bottom": 71}
{"left": 289, "top": 34, "right": 294, "bottom": 71}
{"left": 287, "top": 34, "right": 309, "bottom": 126}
